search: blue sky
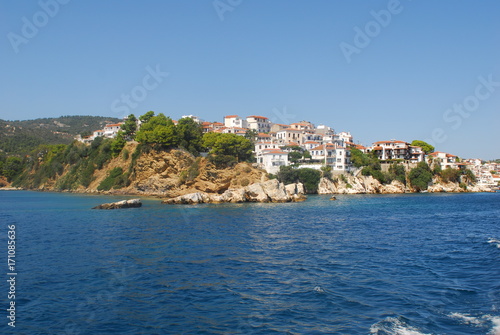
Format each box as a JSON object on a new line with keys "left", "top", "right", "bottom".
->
{"left": 1, "top": 1, "right": 499, "bottom": 159}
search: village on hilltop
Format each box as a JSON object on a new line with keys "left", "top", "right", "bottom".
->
{"left": 76, "top": 114, "right": 500, "bottom": 187}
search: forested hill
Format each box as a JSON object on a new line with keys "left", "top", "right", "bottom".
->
{"left": 0, "top": 115, "right": 122, "bottom": 155}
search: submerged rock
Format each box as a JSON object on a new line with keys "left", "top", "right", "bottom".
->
{"left": 92, "top": 199, "right": 142, "bottom": 209}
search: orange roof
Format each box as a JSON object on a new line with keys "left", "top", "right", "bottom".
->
{"left": 311, "top": 144, "right": 336, "bottom": 151}
{"left": 374, "top": 140, "right": 407, "bottom": 144}
{"left": 372, "top": 146, "right": 383, "bottom": 150}
{"left": 263, "top": 149, "right": 287, "bottom": 155}
{"left": 304, "top": 141, "right": 319, "bottom": 144}
{"left": 105, "top": 123, "right": 122, "bottom": 127}
{"left": 224, "top": 115, "right": 239, "bottom": 118}
{"left": 446, "top": 154, "right": 457, "bottom": 157}
{"left": 288, "top": 142, "right": 300, "bottom": 146}
{"left": 247, "top": 115, "right": 268, "bottom": 120}
{"left": 258, "top": 133, "right": 271, "bottom": 137}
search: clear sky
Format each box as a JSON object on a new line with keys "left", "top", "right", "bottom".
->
{"left": 1, "top": 1, "right": 499, "bottom": 159}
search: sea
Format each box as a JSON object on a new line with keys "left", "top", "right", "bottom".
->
{"left": 0, "top": 190, "right": 499, "bottom": 335}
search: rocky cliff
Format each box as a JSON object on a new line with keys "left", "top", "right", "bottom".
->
{"left": 26, "top": 143, "right": 269, "bottom": 198}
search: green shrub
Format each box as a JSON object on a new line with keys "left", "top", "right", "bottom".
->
{"left": 440, "top": 167, "right": 461, "bottom": 183}
{"left": 297, "top": 168, "right": 321, "bottom": 194}
{"left": 97, "top": 167, "right": 127, "bottom": 191}
{"left": 122, "top": 149, "right": 129, "bottom": 160}
{"left": 408, "top": 162, "right": 433, "bottom": 192}
{"left": 277, "top": 166, "right": 299, "bottom": 185}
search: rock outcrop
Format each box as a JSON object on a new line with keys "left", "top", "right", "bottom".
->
{"left": 92, "top": 199, "right": 142, "bottom": 209}
{"left": 317, "top": 176, "right": 406, "bottom": 194}
{"left": 162, "top": 179, "right": 306, "bottom": 204}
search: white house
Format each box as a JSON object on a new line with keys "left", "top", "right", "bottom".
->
{"left": 428, "top": 151, "right": 459, "bottom": 169}
{"left": 310, "top": 143, "right": 351, "bottom": 171}
{"left": 224, "top": 115, "right": 248, "bottom": 129}
{"left": 103, "top": 123, "right": 123, "bottom": 138}
{"left": 254, "top": 142, "right": 281, "bottom": 156}
{"left": 246, "top": 115, "right": 272, "bottom": 133}
{"left": 181, "top": 115, "right": 204, "bottom": 124}
{"left": 368, "top": 140, "right": 424, "bottom": 162}
{"left": 258, "top": 149, "right": 289, "bottom": 174}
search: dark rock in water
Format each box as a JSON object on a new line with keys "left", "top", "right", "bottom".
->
{"left": 92, "top": 199, "right": 142, "bottom": 209}
{"left": 330, "top": 196, "right": 337, "bottom": 201}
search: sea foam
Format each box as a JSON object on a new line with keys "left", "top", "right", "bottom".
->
{"left": 370, "top": 317, "right": 430, "bottom": 335}
{"left": 448, "top": 313, "right": 500, "bottom": 334}
{"left": 488, "top": 239, "right": 500, "bottom": 248}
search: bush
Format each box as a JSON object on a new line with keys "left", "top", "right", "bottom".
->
{"left": 440, "top": 167, "right": 461, "bottom": 183}
{"left": 97, "top": 167, "right": 127, "bottom": 191}
{"left": 277, "top": 166, "right": 299, "bottom": 185}
{"left": 320, "top": 165, "right": 332, "bottom": 180}
{"left": 388, "top": 163, "right": 406, "bottom": 185}
{"left": 297, "top": 168, "right": 321, "bottom": 194}
{"left": 241, "top": 178, "right": 250, "bottom": 187}
{"left": 408, "top": 162, "right": 433, "bottom": 192}
{"left": 179, "top": 158, "right": 200, "bottom": 184}
{"left": 208, "top": 154, "right": 237, "bottom": 168}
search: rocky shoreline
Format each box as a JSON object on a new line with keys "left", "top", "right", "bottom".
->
{"left": 162, "top": 179, "right": 307, "bottom": 204}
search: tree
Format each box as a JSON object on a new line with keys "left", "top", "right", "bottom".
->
{"left": 139, "top": 111, "right": 155, "bottom": 124}
{"left": 297, "top": 168, "right": 321, "bottom": 193}
{"left": 288, "top": 151, "right": 303, "bottom": 164}
{"left": 245, "top": 129, "right": 258, "bottom": 142}
{"left": 2, "top": 157, "right": 23, "bottom": 181}
{"left": 135, "top": 114, "right": 178, "bottom": 147}
{"left": 350, "top": 148, "right": 370, "bottom": 168}
{"left": 411, "top": 140, "right": 435, "bottom": 154}
{"left": 111, "top": 131, "right": 126, "bottom": 157}
{"left": 202, "top": 133, "right": 253, "bottom": 166}
{"left": 176, "top": 117, "right": 203, "bottom": 155}
{"left": 440, "top": 167, "right": 461, "bottom": 183}
{"left": 277, "top": 166, "right": 299, "bottom": 185}
{"left": 408, "top": 161, "right": 433, "bottom": 191}
{"left": 121, "top": 114, "right": 137, "bottom": 138}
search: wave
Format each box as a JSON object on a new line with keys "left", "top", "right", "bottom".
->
{"left": 488, "top": 239, "right": 500, "bottom": 248}
{"left": 448, "top": 313, "right": 500, "bottom": 334}
{"left": 370, "top": 316, "right": 430, "bottom": 335}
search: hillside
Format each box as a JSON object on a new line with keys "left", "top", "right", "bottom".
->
{"left": 0, "top": 115, "right": 122, "bottom": 155}
{"left": 11, "top": 141, "right": 268, "bottom": 197}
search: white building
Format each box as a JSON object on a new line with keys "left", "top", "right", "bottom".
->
{"left": 310, "top": 143, "right": 351, "bottom": 171}
{"left": 103, "top": 123, "right": 123, "bottom": 138}
{"left": 428, "top": 151, "right": 459, "bottom": 169}
{"left": 254, "top": 142, "right": 281, "bottom": 156}
{"left": 257, "top": 149, "right": 289, "bottom": 174}
{"left": 181, "top": 115, "right": 204, "bottom": 124}
{"left": 246, "top": 115, "right": 272, "bottom": 133}
{"left": 224, "top": 115, "right": 248, "bottom": 129}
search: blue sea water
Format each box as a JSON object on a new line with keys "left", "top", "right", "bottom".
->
{"left": 0, "top": 191, "right": 499, "bottom": 335}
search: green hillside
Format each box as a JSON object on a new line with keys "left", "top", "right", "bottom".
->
{"left": 0, "top": 115, "right": 122, "bottom": 155}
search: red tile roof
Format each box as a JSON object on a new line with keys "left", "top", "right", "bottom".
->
{"left": 247, "top": 115, "right": 268, "bottom": 120}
